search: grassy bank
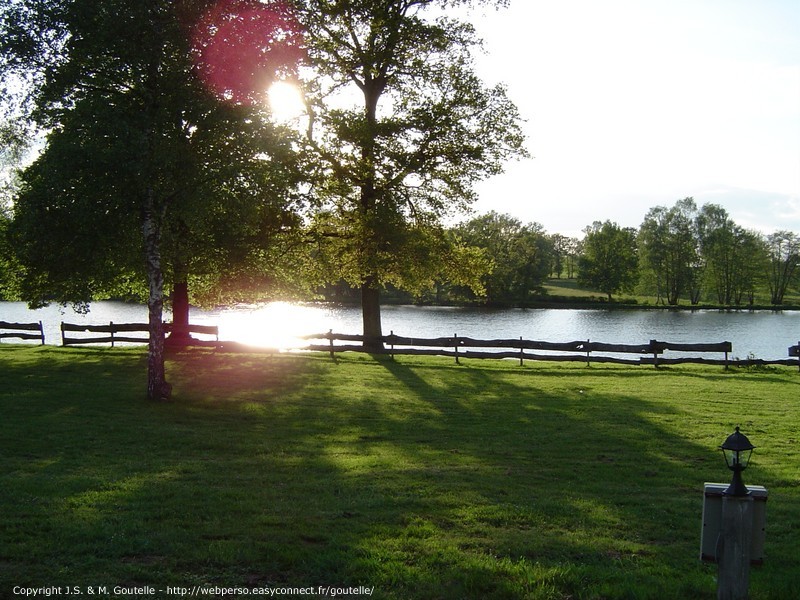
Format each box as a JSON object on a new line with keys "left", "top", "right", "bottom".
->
{"left": 540, "top": 278, "right": 800, "bottom": 310}
{"left": 1, "top": 346, "right": 799, "bottom": 599}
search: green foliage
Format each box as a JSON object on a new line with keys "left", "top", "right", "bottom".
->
{"left": 765, "top": 231, "right": 800, "bottom": 305}
{"left": 308, "top": 210, "right": 490, "bottom": 302}
{"left": 2, "top": 347, "right": 799, "bottom": 598}
{"left": 696, "top": 204, "right": 767, "bottom": 306}
{"left": 548, "top": 233, "right": 581, "bottom": 279}
{"left": 0, "top": 208, "right": 18, "bottom": 299}
{"left": 638, "top": 198, "right": 699, "bottom": 305}
{"left": 572, "top": 199, "right": 795, "bottom": 308}
{"left": 455, "top": 211, "right": 553, "bottom": 304}
{"left": 578, "top": 220, "right": 639, "bottom": 301}
{"left": 1, "top": 0, "right": 305, "bottom": 310}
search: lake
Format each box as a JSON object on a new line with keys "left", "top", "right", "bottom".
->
{"left": 2, "top": 301, "right": 799, "bottom": 361}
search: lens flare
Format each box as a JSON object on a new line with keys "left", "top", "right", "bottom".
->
{"left": 191, "top": 0, "right": 305, "bottom": 105}
{"left": 215, "top": 302, "right": 333, "bottom": 350}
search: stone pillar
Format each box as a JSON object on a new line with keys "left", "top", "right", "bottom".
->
{"left": 717, "top": 494, "right": 754, "bottom": 600}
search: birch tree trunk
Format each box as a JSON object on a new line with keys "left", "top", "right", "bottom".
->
{"left": 143, "top": 187, "right": 171, "bottom": 401}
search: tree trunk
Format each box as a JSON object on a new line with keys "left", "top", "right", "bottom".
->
{"left": 361, "top": 276, "right": 383, "bottom": 350}
{"left": 143, "top": 189, "right": 171, "bottom": 402}
{"left": 356, "top": 71, "right": 386, "bottom": 352}
{"left": 167, "top": 279, "right": 192, "bottom": 345}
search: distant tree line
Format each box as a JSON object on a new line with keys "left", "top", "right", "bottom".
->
{"left": 334, "top": 198, "right": 798, "bottom": 307}
{"left": 582, "top": 198, "right": 800, "bottom": 306}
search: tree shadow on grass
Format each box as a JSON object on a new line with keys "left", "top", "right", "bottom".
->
{"left": 2, "top": 349, "right": 795, "bottom": 598}
{"left": 166, "top": 348, "right": 325, "bottom": 406}
{"left": 257, "top": 354, "right": 721, "bottom": 597}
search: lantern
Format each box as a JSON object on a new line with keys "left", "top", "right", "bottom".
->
{"left": 720, "top": 426, "right": 755, "bottom": 497}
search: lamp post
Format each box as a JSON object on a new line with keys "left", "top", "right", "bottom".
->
{"left": 721, "top": 426, "right": 755, "bottom": 497}
{"left": 717, "top": 427, "right": 756, "bottom": 600}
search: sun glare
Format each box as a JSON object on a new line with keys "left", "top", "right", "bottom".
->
{"left": 267, "top": 81, "right": 306, "bottom": 122}
{"left": 216, "top": 302, "right": 331, "bottom": 350}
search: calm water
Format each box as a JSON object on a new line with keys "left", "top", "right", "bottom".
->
{"left": 2, "top": 301, "right": 799, "bottom": 360}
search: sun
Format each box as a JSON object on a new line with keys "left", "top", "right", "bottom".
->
{"left": 267, "top": 80, "right": 306, "bottom": 122}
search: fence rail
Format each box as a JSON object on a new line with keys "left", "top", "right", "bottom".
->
{"left": 301, "top": 331, "right": 799, "bottom": 368}
{"left": 60, "top": 322, "right": 219, "bottom": 346}
{"left": 0, "top": 320, "right": 45, "bottom": 345}
{"left": 5, "top": 319, "right": 800, "bottom": 368}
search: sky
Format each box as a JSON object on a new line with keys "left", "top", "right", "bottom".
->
{"left": 465, "top": 0, "right": 800, "bottom": 237}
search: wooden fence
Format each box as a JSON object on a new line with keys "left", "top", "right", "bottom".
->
{"left": 0, "top": 321, "right": 45, "bottom": 345}
{"left": 5, "top": 319, "right": 800, "bottom": 368}
{"left": 303, "top": 331, "right": 800, "bottom": 368}
{"left": 60, "top": 322, "right": 219, "bottom": 346}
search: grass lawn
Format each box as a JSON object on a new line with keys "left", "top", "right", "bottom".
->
{"left": 1, "top": 346, "right": 799, "bottom": 599}
{"left": 542, "top": 277, "right": 800, "bottom": 308}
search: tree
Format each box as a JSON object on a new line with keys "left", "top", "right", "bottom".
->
{"left": 730, "top": 229, "right": 766, "bottom": 306}
{"left": 548, "top": 233, "right": 571, "bottom": 279}
{"left": 695, "top": 204, "right": 734, "bottom": 305}
{"left": 455, "top": 211, "right": 552, "bottom": 304}
{"left": 564, "top": 236, "right": 582, "bottom": 279}
{"left": 0, "top": 118, "right": 25, "bottom": 299}
{"left": 0, "top": 201, "right": 14, "bottom": 299}
{"left": 638, "top": 198, "right": 698, "bottom": 305}
{"left": 578, "top": 220, "right": 638, "bottom": 301}
{"left": 295, "top": 0, "right": 527, "bottom": 347}
{"left": 764, "top": 231, "right": 800, "bottom": 305}
{"left": 1, "top": 0, "right": 304, "bottom": 399}
{"left": 694, "top": 204, "right": 766, "bottom": 306}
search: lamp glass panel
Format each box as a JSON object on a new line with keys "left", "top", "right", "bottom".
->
{"left": 723, "top": 448, "right": 752, "bottom": 469}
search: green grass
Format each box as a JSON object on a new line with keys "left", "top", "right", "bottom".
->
{"left": 543, "top": 279, "right": 599, "bottom": 299}
{"left": 2, "top": 346, "right": 799, "bottom": 599}
{"left": 543, "top": 277, "right": 800, "bottom": 307}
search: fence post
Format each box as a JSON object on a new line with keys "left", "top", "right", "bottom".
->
{"left": 390, "top": 330, "right": 395, "bottom": 360}
{"left": 38, "top": 320, "right": 45, "bottom": 345}
{"left": 650, "top": 339, "right": 659, "bottom": 368}
{"left": 61, "top": 322, "right": 66, "bottom": 346}
{"left": 110, "top": 321, "right": 115, "bottom": 348}
{"left": 519, "top": 336, "right": 524, "bottom": 367}
{"left": 586, "top": 339, "right": 591, "bottom": 367}
{"left": 454, "top": 333, "right": 459, "bottom": 365}
{"left": 328, "top": 329, "right": 334, "bottom": 359}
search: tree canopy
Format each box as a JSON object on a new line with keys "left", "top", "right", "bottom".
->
{"left": 455, "top": 211, "right": 553, "bottom": 304}
{"left": 578, "top": 220, "right": 639, "bottom": 301}
{"left": 638, "top": 198, "right": 699, "bottom": 305}
{"left": 765, "top": 231, "right": 800, "bottom": 305}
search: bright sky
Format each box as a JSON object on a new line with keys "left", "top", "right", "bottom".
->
{"left": 468, "top": 0, "right": 800, "bottom": 237}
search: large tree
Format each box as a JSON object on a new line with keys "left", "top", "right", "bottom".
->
{"left": 764, "top": 231, "right": 800, "bottom": 306}
{"left": 578, "top": 220, "right": 639, "bottom": 301}
{"left": 1, "top": 0, "right": 304, "bottom": 399}
{"left": 456, "top": 211, "right": 552, "bottom": 304}
{"left": 0, "top": 117, "right": 24, "bottom": 298}
{"left": 294, "top": 0, "right": 526, "bottom": 347}
{"left": 638, "top": 198, "right": 699, "bottom": 305}
{"left": 694, "top": 204, "right": 766, "bottom": 306}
